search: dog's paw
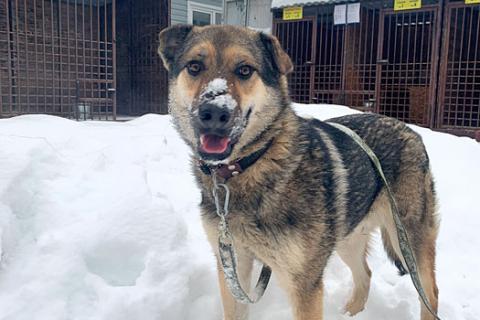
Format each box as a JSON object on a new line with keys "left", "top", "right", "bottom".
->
{"left": 343, "top": 297, "right": 367, "bottom": 317}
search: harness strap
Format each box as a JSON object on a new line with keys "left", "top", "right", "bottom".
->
{"left": 327, "top": 121, "right": 441, "bottom": 320}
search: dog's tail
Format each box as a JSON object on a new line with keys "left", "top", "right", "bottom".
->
{"left": 381, "top": 227, "right": 409, "bottom": 276}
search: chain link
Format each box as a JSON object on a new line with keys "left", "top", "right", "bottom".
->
{"left": 210, "top": 170, "right": 272, "bottom": 304}
{"left": 212, "top": 171, "right": 232, "bottom": 242}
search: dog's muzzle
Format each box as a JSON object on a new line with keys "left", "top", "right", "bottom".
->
{"left": 195, "top": 102, "right": 236, "bottom": 158}
{"left": 197, "top": 103, "right": 232, "bottom": 133}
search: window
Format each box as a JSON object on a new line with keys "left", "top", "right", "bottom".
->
{"left": 188, "top": 1, "right": 223, "bottom": 26}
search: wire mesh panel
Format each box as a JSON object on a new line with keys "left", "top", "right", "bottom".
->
{"left": 312, "top": 10, "right": 344, "bottom": 104}
{"left": 0, "top": 0, "right": 116, "bottom": 120}
{"left": 273, "top": 17, "right": 316, "bottom": 103}
{"left": 342, "top": 5, "right": 379, "bottom": 110}
{"left": 438, "top": 2, "right": 480, "bottom": 130}
{"left": 116, "top": 0, "right": 169, "bottom": 116}
{"left": 312, "top": 5, "right": 379, "bottom": 109}
{"left": 376, "top": 6, "right": 440, "bottom": 127}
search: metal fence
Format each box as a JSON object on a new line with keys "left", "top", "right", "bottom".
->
{"left": 376, "top": 5, "right": 440, "bottom": 127}
{"left": 0, "top": 0, "right": 115, "bottom": 120}
{"left": 438, "top": 2, "right": 480, "bottom": 132}
{"left": 273, "top": 0, "right": 480, "bottom": 138}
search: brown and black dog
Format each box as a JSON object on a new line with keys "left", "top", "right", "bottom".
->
{"left": 158, "top": 25, "right": 439, "bottom": 320}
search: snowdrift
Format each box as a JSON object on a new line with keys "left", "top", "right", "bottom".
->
{"left": 0, "top": 104, "right": 478, "bottom": 320}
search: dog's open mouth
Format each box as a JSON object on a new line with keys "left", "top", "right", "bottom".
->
{"left": 200, "top": 134, "right": 231, "bottom": 154}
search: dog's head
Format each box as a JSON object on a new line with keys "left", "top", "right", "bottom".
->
{"left": 158, "top": 25, "right": 293, "bottom": 162}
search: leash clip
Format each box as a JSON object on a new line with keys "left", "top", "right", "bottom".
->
{"left": 210, "top": 171, "right": 272, "bottom": 304}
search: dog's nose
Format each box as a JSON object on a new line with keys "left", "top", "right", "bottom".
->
{"left": 198, "top": 103, "right": 231, "bottom": 129}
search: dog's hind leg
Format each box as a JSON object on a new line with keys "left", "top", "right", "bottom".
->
{"left": 381, "top": 170, "right": 439, "bottom": 320}
{"left": 417, "top": 229, "right": 439, "bottom": 320}
{"left": 337, "top": 231, "right": 372, "bottom": 316}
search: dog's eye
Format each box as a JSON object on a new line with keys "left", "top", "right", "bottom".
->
{"left": 236, "top": 65, "right": 254, "bottom": 79}
{"left": 186, "top": 61, "right": 204, "bottom": 76}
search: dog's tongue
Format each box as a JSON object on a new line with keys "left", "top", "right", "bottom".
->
{"left": 200, "top": 134, "right": 230, "bottom": 154}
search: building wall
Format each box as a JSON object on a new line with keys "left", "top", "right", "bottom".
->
{"left": 198, "top": 0, "right": 223, "bottom": 8}
{"left": 172, "top": 0, "right": 223, "bottom": 25}
{"left": 171, "top": 0, "right": 188, "bottom": 24}
{"left": 247, "top": 0, "right": 272, "bottom": 31}
{"left": 226, "top": 0, "right": 246, "bottom": 26}
{"left": 225, "top": 0, "right": 273, "bottom": 31}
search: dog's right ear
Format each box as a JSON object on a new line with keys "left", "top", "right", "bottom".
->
{"left": 158, "top": 25, "right": 193, "bottom": 71}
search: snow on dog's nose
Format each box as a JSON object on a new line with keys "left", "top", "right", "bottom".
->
{"left": 196, "top": 78, "right": 237, "bottom": 155}
{"left": 199, "top": 78, "right": 237, "bottom": 111}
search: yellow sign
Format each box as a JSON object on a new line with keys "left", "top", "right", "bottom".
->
{"left": 283, "top": 7, "right": 303, "bottom": 20}
{"left": 394, "top": 0, "right": 421, "bottom": 11}
{"left": 465, "top": 0, "right": 480, "bottom": 4}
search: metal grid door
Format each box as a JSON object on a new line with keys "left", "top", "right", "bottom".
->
{"left": 341, "top": 5, "right": 379, "bottom": 110}
{"left": 438, "top": 2, "right": 480, "bottom": 131}
{"left": 311, "top": 9, "right": 344, "bottom": 104}
{"left": 375, "top": 6, "right": 441, "bottom": 127}
{"left": 313, "top": 5, "right": 379, "bottom": 109}
{"left": 273, "top": 16, "right": 316, "bottom": 103}
{"left": 0, "top": 0, "right": 116, "bottom": 120}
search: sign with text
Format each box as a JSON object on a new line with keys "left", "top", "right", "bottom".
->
{"left": 394, "top": 0, "right": 422, "bottom": 11}
{"left": 283, "top": 7, "right": 303, "bottom": 20}
{"left": 465, "top": 0, "right": 480, "bottom": 4}
{"left": 334, "top": 3, "right": 360, "bottom": 25}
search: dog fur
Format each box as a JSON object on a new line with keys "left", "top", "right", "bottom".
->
{"left": 158, "top": 24, "right": 439, "bottom": 320}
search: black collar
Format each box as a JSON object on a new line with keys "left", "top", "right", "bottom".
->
{"left": 198, "top": 139, "right": 274, "bottom": 180}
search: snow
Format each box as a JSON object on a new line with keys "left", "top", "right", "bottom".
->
{"left": 204, "top": 78, "right": 227, "bottom": 94}
{"left": 271, "top": 0, "right": 333, "bottom": 9}
{"left": 199, "top": 78, "right": 238, "bottom": 111}
{"left": 0, "top": 103, "right": 479, "bottom": 320}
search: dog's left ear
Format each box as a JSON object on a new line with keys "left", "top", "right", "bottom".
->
{"left": 259, "top": 32, "right": 293, "bottom": 75}
{"left": 158, "top": 24, "right": 194, "bottom": 71}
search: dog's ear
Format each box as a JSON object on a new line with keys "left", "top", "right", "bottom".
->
{"left": 259, "top": 32, "right": 293, "bottom": 75}
{"left": 158, "top": 24, "right": 193, "bottom": 71}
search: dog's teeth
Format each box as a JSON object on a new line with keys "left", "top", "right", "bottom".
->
{"left": 231, "top": 171, "right": 239, "bottom": 176}
{"left": 228, "top": 165, "right": 236, "bottom": 170}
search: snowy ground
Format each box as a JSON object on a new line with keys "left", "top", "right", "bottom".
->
{"left": 0, "top": 103, "right": 479, "bottom": 320}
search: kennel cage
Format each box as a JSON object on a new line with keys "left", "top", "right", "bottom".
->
{"left": 272, "top": 0, "right": 480, "bottom": 138}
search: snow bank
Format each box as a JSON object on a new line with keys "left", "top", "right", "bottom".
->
{"left": 0, "top": 104, "right": 478, "bottom": 320}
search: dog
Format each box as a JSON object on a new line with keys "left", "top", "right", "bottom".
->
{"left": 158, "top": 25, "right": 439, "bottom": 320}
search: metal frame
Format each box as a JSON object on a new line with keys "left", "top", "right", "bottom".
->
{"left": 0, "top": 0, "right": 116, "bottom": 120}
{"left": 273, "top": 16, "right": 317, "bottom": 103}
{"left": 375, "top": 4, "right": 441, "bottom": 127}
{"left": 437, "top": 1, "right": 480, "bottom": 131}
{"left": 273, "top": 1, "right": 480, "bottom": 139}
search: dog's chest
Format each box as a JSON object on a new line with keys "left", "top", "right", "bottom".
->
{"left": 202, "top": 192, "right": 308, "bottom": 270}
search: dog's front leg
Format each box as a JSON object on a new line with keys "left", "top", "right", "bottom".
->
{"left": 292, "top": 283, "right": 323, "bottom": 320}
{"left": 203, "top": 217, "right": 254, "bottom": 320}
{"left": 284, "top": 277, "right": 324, "bottom": 320}
{"left": 216, "top": 249, "right": 254, "bottom": 320}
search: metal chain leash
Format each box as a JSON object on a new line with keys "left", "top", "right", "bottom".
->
{"left": 328, "top": 122, "right": 441, "bottom": 320}
{"left": 211, "top": 171, "right": 272, "bottom": 304}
